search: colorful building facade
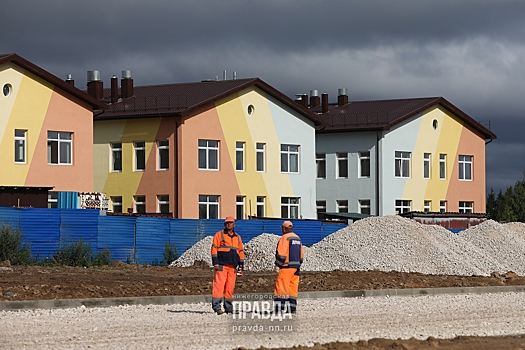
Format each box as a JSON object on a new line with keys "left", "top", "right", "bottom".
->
{"left": 93, "top": 76, "right": 322, "bottom": 219}
{"left": 0, "top": 54, "right": 106, "bottom": 207}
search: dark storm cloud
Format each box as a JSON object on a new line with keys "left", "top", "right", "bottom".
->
{"left": 2, "top": 0, "right": 525, "bottom": 192}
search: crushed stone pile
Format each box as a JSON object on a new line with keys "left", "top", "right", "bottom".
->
{"left": 172, "top": 216, "right": 525, "bottom": 276}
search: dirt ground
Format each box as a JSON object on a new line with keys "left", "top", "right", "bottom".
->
{"left": 2, "top": 260, "right": 525, "bottom": 349}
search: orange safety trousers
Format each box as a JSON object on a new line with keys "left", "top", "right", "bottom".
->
{"left": 274, "top": 268, "right": 299, "bottom": 312}
{"left": 212, "top": 264, "right": 237, "bottom": 312}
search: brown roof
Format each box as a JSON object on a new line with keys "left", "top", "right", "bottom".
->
{"left": 0, "top": 53, "right": 107, "bottom": 110}
{"left": 315, "top": 97, "right": 497, "bottom": 140}
{"left": 95, "top": 78, "right": 324, "bottom": 126}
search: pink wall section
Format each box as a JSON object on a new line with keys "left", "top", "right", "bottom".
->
{"left": 25, "top": 89, "right": 94, "bottom": 192}
{"left": 177, "top": 107, "right": 240, "bottom": 218}
{"left": 446, "top": 126, "right": 486, "bottom": 212}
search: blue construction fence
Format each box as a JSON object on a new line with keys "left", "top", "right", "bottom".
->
{"left": 0, "top": 207, "right": 347, "bottom": 264}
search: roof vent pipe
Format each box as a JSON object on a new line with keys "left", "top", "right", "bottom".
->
{"left": 121, "top": 70, "right": 134, "bottom": 99}
{"left": 321, "top": 93, "right": 329, "bottom": 113}
{"left": 223, "top": 70, "right": 227, "bottom": 81}
{"left": 110, "top": 75, "right": 118, "bottom": 103}
{"left": 87, "top": 70, "right": 103, "bottom": 100}
{"left": 338, "top": 88, "right": 348, "bottom": 106}
{"left": 66, "top": 74, "right": 75, "bottom": 87}
{"left": 302, "top": 94, "right": 309, "bottom": 108}
{"left": 233, "top": 71, "right": 236, "bottom": 80}
{"left": 310, "top": 89, "right": 320, "bottom": 108}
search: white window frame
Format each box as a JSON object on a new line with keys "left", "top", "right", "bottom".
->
{"left": 459, "top": 155, "right": 473, "bottom": 181}
{"left": 359, "top": 151, "right": 370, "bottom": 178}
{"left": 198, "top": 140, "right": 219, "bottom": 171}
{"left": 440, "top": 200, "right": 447, "bottom": 213}
{"left": 256, "top": 143, "right": 265, "bottom": 172}
{"left": 47, "top": 131, "right": 72, "bottom": 165}
{"left": 134, "top": 195, "right": 146, "bottom": 213}
{"left": 199, "top": 195, "right": 219, "bottom": 219}
{"left": 359, "top": 199, "right": 371, "bottom": 215}
{"left": 439, "top": 154, "right": 447, "bottom": 180}
{"left": 281, "top": 197, "right": 300, "bottom": 219}
{"left": 316, "top": 153, "right": 326, "bottom": 179}
{"left": 336, "top": 200, "right": 348, "bottom": 213}
{"left": 157, "top": 195, "right": 169, "bottom": 214}
{"left": 336, "top": 152, "right": 348, "bottom": 178}
{"left": 48, "top": 192, "right": 58, "bottom": 209}
{"left": 256, "top": 196, "right": 265, "bottom": 217}
{"left": 236, "top": 142, "right": 245, "bottom": 172}
{"left": 459, "top": 201, "right": 473, "bottom": 213}
{"left": 157, "top": 140, "right": 169, "bottom": 171}
{"left": 423, "top": 153, "right": 431, "bottom": 179}
{"left": 424, "top": 200, "right": 431, "bottom": 212}
{"left": 395, "top": 199, "right": 411, "bottom": 214}
{"left": 395, "top": 151, "right": 411, "bottom": 178}
{"left": 236, "top": 195, "right": 245, "bottom": 220}
{"left": 14, "top": 129, "right": 26, "bottom": 164}
{"left": 316, "top": 200, "right": 326, "bottom": 215}
{"left": 111, "top": 196, "right": 123, "bottom": 213}
{"left": 280, "top": 144, "right": 299, "bottom": 173}
{"left": 111, "top": 142, "right": 122, "bottom": 172}
{"left": 134, "top": 141, "right": 146, "bottom": 172}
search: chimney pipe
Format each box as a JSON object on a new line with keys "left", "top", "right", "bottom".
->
{"left": 66, "top": 74, "right": 75, "bottom": 87}
{"left": 87, "top": 70, "right": 103, "bottom": 100}
{"left": 337, "top": 88, "right": 348, "bottom": 106}
{"left": 111, "top": 75, "right": 118, "bottom": 103}
{"left": 302, "top": 94, "right": 308, "bottom": 108}
{"left": 121, "top": 70, "right": 134, "bottom": 99}
{"left": 321, "top": 93, "right": 329, "bottom": 114}
{"left": 233, "top": 71, "right": 237, "bottom": 80}
{"left": 310, "top": 89, "right": 320, "bottom": 108}
{"left": 223, "top": 70, "right": 227, "bottom": 81}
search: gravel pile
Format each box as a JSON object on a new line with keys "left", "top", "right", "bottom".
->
{"left": 172, "top": 216, "right": 525, "bottom": 276}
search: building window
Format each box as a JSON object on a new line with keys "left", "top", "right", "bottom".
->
{"left": 111, "top": 142, "right": 122, "bottom": 172}
{"left": 316, "top": 200, "right": 326, "bottom": 215}
{"left": 395, "top": 151, "right": 410, "bottom": 178}
{"left": 359, "top": 151, "right": 370, "bottom": 178}
{"left": 157, "top": 140, "right": 169, "bottom": 170}
{"left": 199, "top": 195, "right": 219, "bottom": 219}
{"left": 424, "top": 200, "right": 431, "bottom": 212}
{"left": 459, "top": 155, "right": 472, "bottom": 181}
{"left": 134, "top": 195, "right": 146, "bottom": 213}
{"left": 281, "top": 197, "right": 300, "bottom": 219}
{"left": 459, "top": 201, "right": 473, "bottom": 213}
{"left": 134, "top": 141, "right": 146, "bottom": 171}
{"left": 281, "top": 144, "right": 299, "bottom": 173}
{"left": 47, "top": 131, "right": 72, "bottom": 165}
{"left": 395, "top": 200, "right": 411, "bottom": 214}
{"left": 48, "top": 192, "right": 58, "bottom": 208}
{"left": 256, "top": 196, "right": 265, "bottom": 217}
{"left": 111, "top": 196, "right": 122, "bottom": 213}
{"left": 198, "top": 140, "right": 219, "bottom": 170}
{"left": 439, "top": 154, "right": 446, "bottom": 180}
{"left": 157, "top": 195, "right": 169, "bottom": 213}
{"left": 440, "top": 201, "right": 447, "bottom": 213}
{"left": 236, "top": 142, "right": 245, "bottom": 171}
{"left": 14, "top": 129, "right": 26, "bottom": 163}
{"left": 256, "top": 143, "right": 265, "bottom": 172}
{"left": 359, "top": 199, "right": 371, "bottom": 215}
{"left": 236, "top": 196, "right": 245, "bottom": 220}
{"left": 336, "top": 152, "right": 348, "bottom": 178}
{"left": 336, "top": 200, "right": 348, "bottom": 213}
{"left": 423, "top": 153, "right": 431, "bottom": 179}
{"left": 316, "top": 153, "right": 326, "bottom": 179}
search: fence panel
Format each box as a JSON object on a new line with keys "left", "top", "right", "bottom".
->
{"left": 20, "top": 208, "right": 61, "bottom": 258}
{"left": 98, "top": 215, "right": 136, "bottom": 262}
{"left": 0, "top": 207, "right": 21, "bottom": 229}
{"left": 60, "top": 209, "right": 99, "bottom": 246}
{"left": 169, "top": 219, "right": 211, "bottom": 257}
{"left": 135, "top": 216, "right": 170, "bottom": 264}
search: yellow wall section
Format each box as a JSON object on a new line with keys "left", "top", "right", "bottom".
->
{"left": 93, "top": 120, "right": 127, "bottom": 192}
{"left": 0, "top": 67, "right": 52, "bottom": 185}
{"left": 97, "top": 119, "right": 161, "bottom": 210}
{"left": 0, "top": 64, "right": 24, "bottom": 146}
{"left": 403, "top": 107, "right": 463, "bottom": 211}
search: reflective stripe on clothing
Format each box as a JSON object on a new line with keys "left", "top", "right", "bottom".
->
{"left": 275, "top": 232, "right": 303, "bottom": 268}
{"left": 211, "top": 229, "right": 245, "bottom": 267}
{"left": 212, "top": 264, "right": 237, "bottom": 312}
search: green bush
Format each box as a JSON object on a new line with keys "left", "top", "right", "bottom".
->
{"left": 92, "top": 247, "right": 112, "bottom": 266}
{"left": 55, "top": 239, "right": 94, "bottom": 267}
{"left": 0, "top": 223, "right": 32, "bottom": 265}
{"left": 160, "top": 241, "right": 178, "bottom": 266}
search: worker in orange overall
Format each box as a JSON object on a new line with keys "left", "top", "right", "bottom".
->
{"left": 211, "top": 216, "right": 244, "bottom": 315}
{"left": 274, "top": 220, "right": 303, "bottom": 313}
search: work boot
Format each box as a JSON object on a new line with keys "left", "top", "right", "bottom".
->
{"left": 215, "top": 309, "right": 225, "bottom": 315}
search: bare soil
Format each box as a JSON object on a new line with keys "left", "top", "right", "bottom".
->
{"left": 1, "top": 261, "right": 525, "bottom": 349}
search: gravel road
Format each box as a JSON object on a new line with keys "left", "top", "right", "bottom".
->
{"left": 2, "top": 292, "right": 525, "bottom": 349}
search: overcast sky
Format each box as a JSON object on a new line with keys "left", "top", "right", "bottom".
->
{"left": 3, "top": 0, "right": 525, "bottom": 194}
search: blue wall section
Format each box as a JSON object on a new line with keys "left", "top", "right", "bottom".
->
{"left": 0, "top": 207, "right": 347, "bottom": 264}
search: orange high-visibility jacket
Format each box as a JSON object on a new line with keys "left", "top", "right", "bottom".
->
{"left": 275, "top": 232, "right": 303, "bottom": 268}
{"left": 211, "top": 230, "right": 245, "bottom": 268}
